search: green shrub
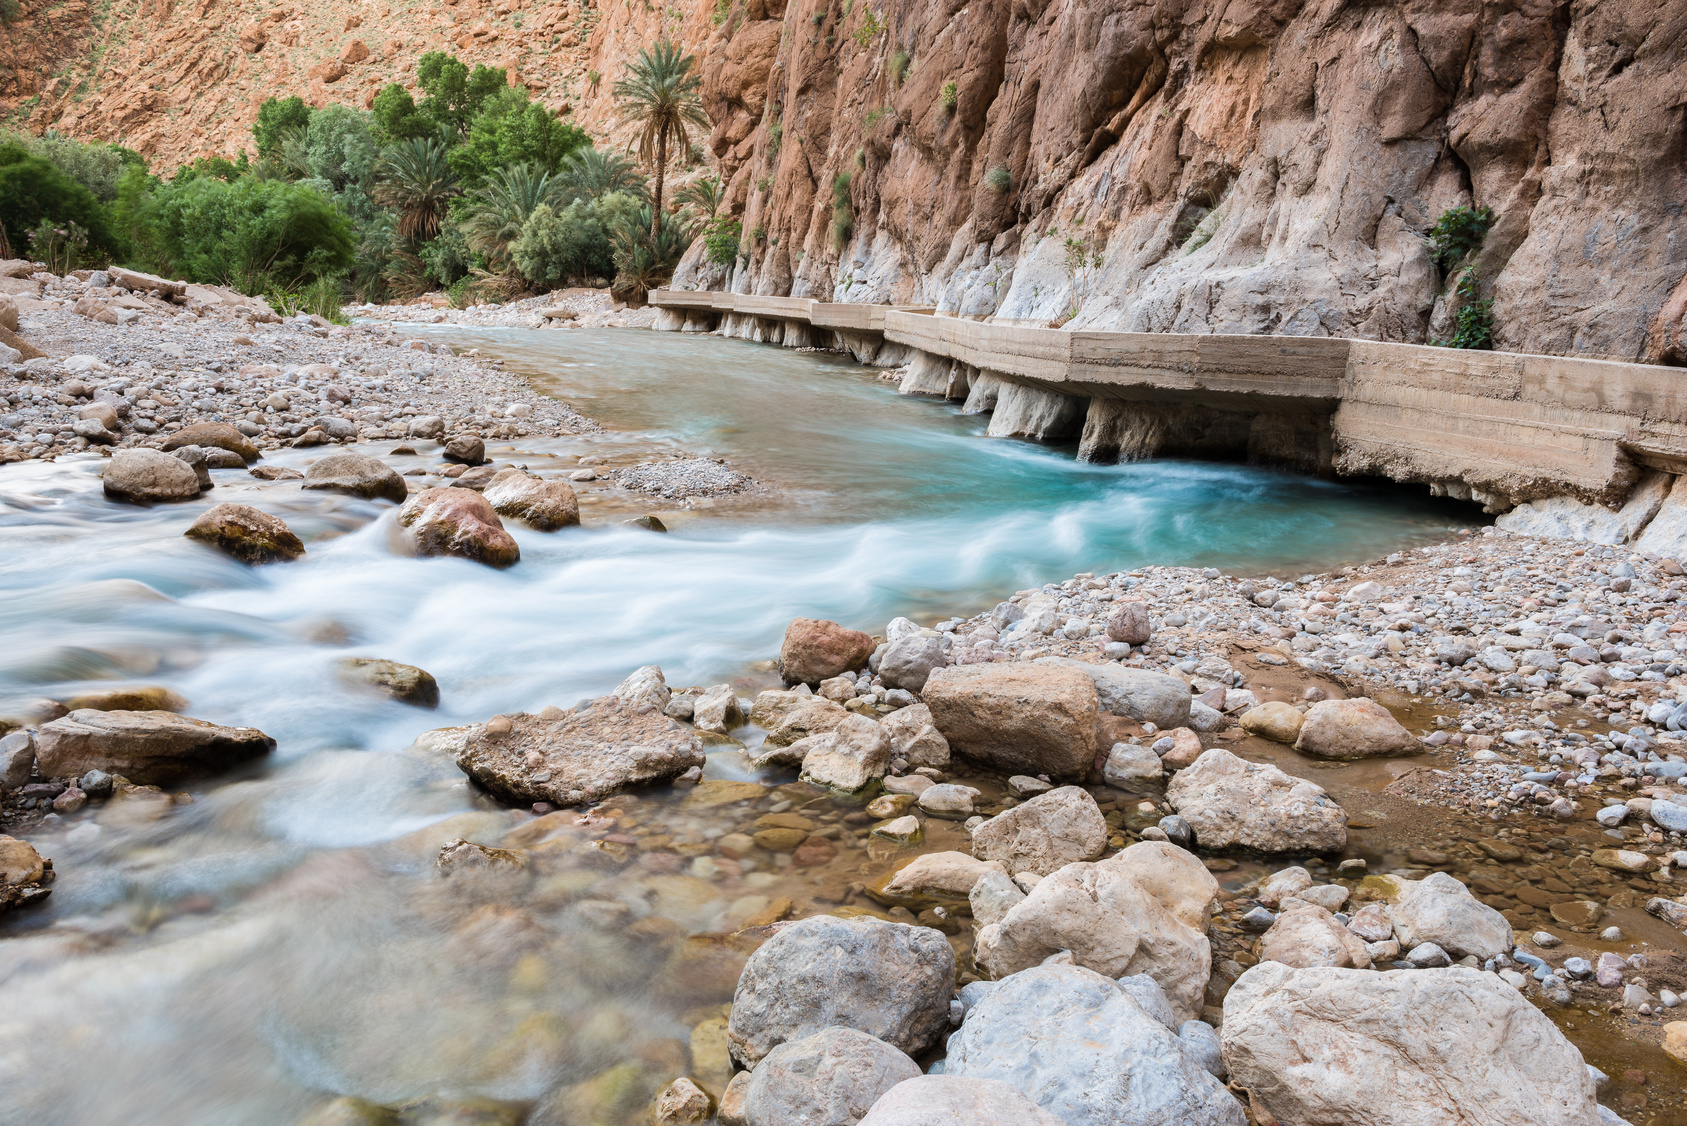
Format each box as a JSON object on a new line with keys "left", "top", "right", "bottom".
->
{"left": 701, "top": 215, "right": 740, "bottom": 265}
{"left": 984, "top": 165, "right": 1011, "bottom": 193}
{"left": 27, "top": 219, "right": 90, "bottom": 273}
{"left": 0, "top": 129, "right": 143, "bottom": 202}
{"left": 853, "top": 8, "right": 882, "bottom": 46}
{"left": 509, "top": 198, "right": 611, "bottom": 287}
{"left": 371, "top": 84, "right": 433, "bottom": 144}
{"left": 137, "top": 176, "right": 355, "bottom": 292}
{"left": 304, "top": 104, "right": 378, "bottom": 191}
{"left": 1438, "top": 267, "right": 1494, "bottom": 350}
{"left": 889, "top": 50, "right": 909, "bottom": 86}
{"left": 0, "top": 144, "right": 115, "bottom": 257}
{"left": 255, "top": 96, "right": 313, "bottom": 159}
{"left": 267, "top": 275, "right": 347, "bottom": 322}
{"left": 940, "top": 80, "right": 958, "bottom": 113}
{"left": 416, "top": 52, "right": 508, "bottom": 138}
{"left": 829, "top": 172, "right": 852, "bottom": 250}
{"left": 419, "top": 218, "right": 474, "bottom": 287}
{"left": 450, "top": 86, "right": 590, "bottom": 188}
{"left": 711, "top": 0, "right": 730, "bottom": 25}
{"left": 766, "top": 104, "right": 782, "bottom": 157}
{"left": 1429, "top": 204, "right": 1493, "bottom": 273}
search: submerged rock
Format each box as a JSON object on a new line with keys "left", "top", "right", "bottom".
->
{"left": 184, "top": 502, "right": 306, "bottom": 564}
{"left": 102, "top": 447, "right": 202, "bottom": 503}
{"left": 337, "top": 658, "right": 440, "bottom": 708}
{"left": 445, "top": 695, "right": 703, "bottom": 807}
{"left": 33, "top": 708, "right": 274, "bottom": 784}
{"left": 398, "top": 487, "right": 521, "bottom": 568}
{"left": 301, "top": 452, "right": 408, "bottom": 503}
{"left": 1166, "top": 749, "right": 1347, "bottom": 852}
{"left": 798, "top": 713, "right": 893, "bottom": 793}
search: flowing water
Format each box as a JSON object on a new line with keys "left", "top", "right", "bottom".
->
{"left": 0, "top": 328, "right": 1480, "bottom": 1125}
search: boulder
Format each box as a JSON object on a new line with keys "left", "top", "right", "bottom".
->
{"left": 336, "top": 658, "right": 440, "bottom": 708}
{"left": 779, "top": 618, "right": 876, "bottom": 684}
{"left": 799, "top": 713, "right": 893, "bottom": 793}
{"left": 879, "top": 702, "right": 951, "bottom": 768}
{"left": 692, "top": 684, "right": 745, "bottom": 734}
{"left": 1294, "top": 697, "right": 1415, "bottom": 759}
{"left": 445, "top": 696, "right": 704, "bottom": 806}
{"left": 1239, "top": 702, "right": 1304, "bottom": 744}
{"left": 183, "top": 503, "right": 305, "bottom": 564}
{"left": 1259, "top": 899, "right": 1373, "bottom": 969}
{"left": 33, "top": 709, "right": 274, "bottom": 784}
{"left": 483, "top": 468, "right": 580, "bottom": 530}
{"left": 736, "top": 1028, "right": 919, "bottom": 1126}
{"left": 1106, "top": 600, "right": 1152, "bottom": 644}
{"left": 1166, "top": 749, "right": 1347, "bottom": 852}
{"left": 858, "top": 1076, "right": 1067, "bottom": 1126}
{"left": 172, "top": 445, "right": 213, "bottom": 490}
{"left": 1222, "top": 963, "right": 1602, "bottom": 1126}
{"left": 946, "top": 964, "right": 1246, "bottom": 1126}
{"left": 762, "top": 697, "right": 852, "bottom": 746}
{"left": 1379, "top": 871, "right": 1513, "bottom": 960}
{"left": 881, "top": 851, "right": 1006, "bottom": 904}
{"left": 879, "top": 634, "right": 949, "bottom": 692}
{"left": 110, "top": 266, "right": 186, "bottom": 297}
{"left": 727, "top": 915, "right": 954, "bottom": 1067}
{"left": 302, "top": 452, "right": 408, "bottom": 503}
{"left": 1038, "top": 657, "right": 1191, "bottom": 728}
{"left": 970, "top": 786, "right": 1107, "bottom": 876}
{"left": 408, "top": 415, "right": 445, "bottom": 440}
{"left": 161, "top": 421, "right": 259, "bottom": 463}
{"left": 1102, "top": 741, "right": 1162, "bottom": 784}
{"left": 102, "top": 448, "right": 202, "bottom": 503}
{"left": 613, "top": 665, "right": 671, "bottom": 713}
{"left": 1105, "top": 840, "right": 1220, "bottom": 930}
{"left": 0, "top": 835, "right": 50, "bottom": 912}
{"left": 398, "top": 487, "right": 521, "bottom": 568}
{"left": 922, "top": 664, "right": 1099, "bottom": 776}
{"left": 974, "top": 856, "right": 1213, "bottom": 1022}
{"left": 651, "top": 1078, "right": 712, "bottom": 1125}
{"left": 0, "top": 730, "right": 33, "bottom": 790}
{"left": 444, "top": 434, "right": 485, "bottom": 464}
{"left": 970, "top": 870, "right": 1027, "bottom": 926}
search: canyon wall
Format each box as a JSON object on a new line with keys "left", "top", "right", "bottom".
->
{"left": 676, "top": 0, "right": 1687, "bottom": 363}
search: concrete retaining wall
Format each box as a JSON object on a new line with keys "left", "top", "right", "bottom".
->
{"left": 648, "top": 289, "right": 1687, "bottom": 514}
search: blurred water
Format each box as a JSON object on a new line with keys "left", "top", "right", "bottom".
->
{"left": 0, "top": 327, "right": 1479, "bottom": 1125}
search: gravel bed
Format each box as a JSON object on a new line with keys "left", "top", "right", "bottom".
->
{"left": 610, "top": 456, "right": 757, "bottom": 500}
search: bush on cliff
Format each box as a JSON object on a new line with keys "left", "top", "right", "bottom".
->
{"left": 0, "top": 144, "right": 116, "bottom": 258}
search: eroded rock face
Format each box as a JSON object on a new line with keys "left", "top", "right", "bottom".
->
{"left": 736, "top": 1028, "right": 920, "bottom": 1126}
{"left": 398, "top": 487, "right": 521, "bottom": 568}
{"left": 34, "top": 709, "right": 274, "bottom": 784}
{"left": 727, "top": 915, "right": 954, "bottom": 1068}
{"left": 922, "top": 664, "right": 1099, "bottom": 777}
{"left": 779, "top": 618, "right": 876, "bottom": 685}
{"left": 183, "top": 503, "right": 305, "bottom": 564}
{"left": 946, "top": 964, "right": 1245, "bottom": 1126}
{"left": 857, "top": 1076, "right": 1068, "bottom": 1126}
{"left": 1294, "top": 697, "right": 1415, "bottom": 760}
{"left": 1222, "top": 963, "right": 1602, "bottom": 1126}
{"left": 301, "top": 452, "right": 407, "bottom": 503}
{"left": 970, "top": 785, "right": 1107, "bottom": 876}
{"left": 447, "top": 696, "right": 703, "bottom": 806}
{"left": 1166, "top": 749, "right": 1347, "bottom": 852}
{"left": 103, "top": 448, "right": 202, "bottom": 503}
{"left": 483, "top": 468, "right": 580, "bottom": 531}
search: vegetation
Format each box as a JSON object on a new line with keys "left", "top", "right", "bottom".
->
{"left": 853, "top": 7, "right": 883, "bottom": 47}
{"left": 829, "top": 172, "right": 853, "bottom": 251}
{"left": 889, "top": 50, "right": 910, "bottom": 86}
{"left": 0, "top": 144, "right": 117, "bottom": 257}
{"left": 1429, "top": 204, "right": 1493, "bottom": 273}
{"left": 614, "top": 39, "right": 707, "bottom": 235}
{"left": 701, "top": 215, "right": 740, "bottom": 265}
{"left": 984, "top": 165, "right": 1011, "bottom": 193}
{"left": 940, "top": 80, "right": 958, "bottom": 113}
{"left": 1438, "top": 268, "right": 1494, "bottom": 350}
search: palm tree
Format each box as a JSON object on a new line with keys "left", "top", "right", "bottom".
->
{"left": 613, "top": 39, "right": 708, "bottom": 236}
{"left": 558, "top": 146, "right": 648, "bottom": 204}
{"left": 372, "top": 136, "right": 459, "bottom": 240}
{"left": 673, "top": 174, "right": 723, "bottom": 220}
{"left": 464, "top": 162, "right": 561, "bottom": 272}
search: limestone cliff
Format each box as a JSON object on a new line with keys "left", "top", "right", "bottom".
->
{"left": 674, "top": 0, "right": 1687, "bottom": 364}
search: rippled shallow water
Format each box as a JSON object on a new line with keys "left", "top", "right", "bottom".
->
{"left": 0, "top": 328, "right": 1479, "bottom": 1125}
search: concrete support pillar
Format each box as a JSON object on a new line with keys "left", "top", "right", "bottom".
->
{"left": 986, "top": 379, "right": 1088, "bottom": 442}
{"left": 1079, "top": 399, "right": 1170, "bottom": 462}
{"left": 899, "top": 350, "right": 955, "bottom": 397}
{"left": 962, "top": 371, "right": 1003, "bottom": 415}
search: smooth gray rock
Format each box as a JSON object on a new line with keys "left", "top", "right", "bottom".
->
{"left": 0, "top": 730, "right": 33, "bottom": 790}
{"left": 1384, "top": 872, "right": 1513, "bottom": 961}
{"left": 301, "top": 452, "right": 407, "bottom": 503}
{"left": 879, "top": 634, "right": 949, "bottom": 693}
{"left": 1038, "top": 657, "right": 1191, "bottom": 728}
{"left": 739, "top": 1027, "right": 920, "bottom": 1126}
{"left": 858, "top": 1075, "right": 1066, "bottom": 1126}
{"left": 1179, "top": 1020, "right": 1226, "bottom": 1081}
{"left": 1117, "top": 974, "right": 1178, "bottom": 1029}
{"left": 945, "top": 964, "right": 1246, "bottom": 1126}
{"left": 1649, "top": 799, "right": 1687, "bottom": 832}
{"left": 969, "top": 870, "right": 1027, "bottom": 927}
{"left": 102, "top": 447, "right": 202, "bottom": 503}
{"left": 728, "top": 915, "right": 955, "bottom": 1068}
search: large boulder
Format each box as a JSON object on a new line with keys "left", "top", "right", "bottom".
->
{"left": 878, "top": 634, "right": 949, "bottom": 692}
{"left": 922, "top": 664, "right": 1099, "bottom": 776}
{"left": 761, "top": 696, "right": 852, "bottom": 746}
{"left": 1105, "top": 840, "right": 1220, "bottom": 930}
{"left": 398, "top": 487, "right": 521, "bottom": 568}
{"left": 183, "top": 503, "right": 305, "bottom": 564}
{"left": 1374, "top": 871, "right": 1513, "bottom": 960}
{"left": 1294, "top": 697, "right": 1415, "bottom": 759}
{"left": 0, "top": 835, "right": 51, "bottom": 913}
{"left": 946, "top": 964, "right": 1246, "bottom": 1126}
{"left": 798, "top": 713, "right": 893, "bottom": 793}
{"left": 1166, "top": 749, "right": 1347, "bottom": 852}
{"left": 444, "top": 695, "right": 703, "bottom": 806}
{"left": 483, "top": 468, "right": 580, "bottom": 530}
{"left": 727, "top": 915, "right": 954, "bottom": 1068}
{"left": 1105, "top": 600, "right": 1152, "bottom": 644}
{"left": 33, "top": 709, "right": 274, "bottom": 784}
{"left": 974, "top": 856, "right": 1212, "bottom": 1023}
{"left": 161, "top": 421, "right": 259, "bottom": 464}
{"left": 970, "top": 786, "right": 1107, "bottom": 876}
{"left": 1259, "top": 899, "right": 1373, "bottom": 969}
{"left": 858, "top": 1076, "right": 1067, "bottom": 1126}
{"left": 1221, "top": 963, "right": 1602, "bottom": 1126}
{"left": 303, "top": 452, "right": 408, "bottom": 503}
{"left": 779, "top": 618, "right": 876, "bottom": 685}
{"left": 735, "top": 1028, "right": 919, "bottom": 1126}
{"left": 102, "top": 448, "right": 202, "bottom": 503}
{"left": 1239, "top": 702, "right": 1304, "bottom": 744}
{"left": 1039, "top": 657, "right": 1191, "bottom": 728}
{"left": 879, "top": 703, "right": 950, "bottom": 768}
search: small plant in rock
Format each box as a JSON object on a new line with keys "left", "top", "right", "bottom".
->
{"left": 701, "top": 215, "right": 740, "bottom": 265}
{"left": 940, "top": 80, "right": 958, "bottom": 113}
{"left": 1429, "top": 204, "right": 1493, "bottom": 273}
{"left": 889, "top": 50, "right": 910, "bottom": 86}
{"left": 863, "top": 107, "right": 890, "bottom": 128}
{"left": 829, "top": 172, "right": 853, "bottom": 250}
{"left": 1060, "top": 233, "right": 1103, "bottom": 322}
{"left": 711, "top": 0, "right": 730, "bottom": 25}
{"left": 1437, "top": 267, "right": 1494, "bottom": 350}
{"left": 766, "top": 104, "right": 783, "bottom": 157}
{"left": 984, "top": 165, "right": 1011, "bottom": 194}
{"left": 853, "top": 7, "right": 883, "bottom": 46}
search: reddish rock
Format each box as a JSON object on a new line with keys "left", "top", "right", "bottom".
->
{"left": 184, "top": 503, "right": 306, "bottom": 564}
{"left": 790, "top": 835, "right": 837, "bottom": 868}
{"left": 778, "top": 617, "right": 875, "bottom": 684}
{"left": 398, "top": 487, "right": 521, "bottom": 568}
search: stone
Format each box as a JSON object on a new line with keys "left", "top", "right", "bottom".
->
{"left": 763, "top": 698, "right": 853, "bottom": 746}
{"left": 1649, "top": 800, "right": 1687, "bottom": 832}
{"left": 1258, "top": 866, "right": 1314, "bottom": 907}
{"left": 1105, "top": 600, "right": 1152, "bottom": 644}
{"left": 1116, "top": 973, "right": 1179, "bottom": 1029}
{"left": 799, "top": 713, "right": 893, "bottom": 793}
{"left": 1294, "top": 697, "right": 1415, "bottom": 759}
{"left": 726, "top": 915, "right": 954, "bottom": 1067}
{"left": 1102, "top": 741, "right": 1163, "bottom": 784}
{"left": 302, "top": 452, "right": 408, "bottom": 503}
{"left": 1550, "top": 900, "right": 1605, "bottom": 928}
{"left": 1381, "top": 872, "right": 1514, "bottom": 961}
{"left": 0, "top": 731, "right": 33, "bottom": 790}
{"left": 444, "top": 696, "right": 704, "bottom": 806}
{"left": 1346, "top": 902, "right": 1394, "bottom": 943}
{"left": 613, "top": 665, "right": 671, "bottom": 713}
{"left": 970, "top": 870, "right": 1027, "bottom": 927}
{"left": 779, "top": 618, "right": 876, "bottom": 684}
{"left": 879, "top": 703, "right": 951, "bottom": 768}
{"left": 1591, "top": 848, "right": 1655, "bottom": 873}
{"left": 1239, "top": 701, "right": 1304, "bottom": 744}
{"left": 879, "top": 634, "right": 949, "bottom": 692}
{"left": 693, "top": 684, "right": 745, "bottom": 734}
{"left": 482, "top": 468, "right": 580, "bottom": 530}
{"left": 102, "top": 448, "right": 202, "bottom": 503}
{"left": 0, "top": 835, "right": 46, "bottom": 887}
{"left": 856, "top": 1076, "right": 1066, "bottom": 1126}
{"left": 444, "top": 433, "right": 486, "bottom": 464}
{"left": 970, "top": 786, "right": 1107, "bottom": 876}
{"left": 973, "top": 856, "right": 1213, "bottom": 1023}
{"left": 651, "top": 1077, "right": 712, "bottom": 1125}
{"left": 922, "top": 663, "right": 1099, "bottom": 776}
{"left": 1166, "top": 749, "right": 1347, "bottom": 852}
{"left": 736, "top": 1027, "right": 920, "bottom": 1126}
{"left": 917, "top": 783, "right": 978, "bottom": 819}
{"left": 61, "top": 687, "right": 188, "bottom": 713}
{"left": 1158, "top": 727, "right": 1204, "bottom": 769}
{"left": 1664, "top": 1021, "right": 1687, "bottom": 1067}
{"left": 1292, "top": 884, "right": 1350, "bottom": 912}
{"left": 183, "top": 503, "right": 305, "bottom": 564}
{"left": 1037, "top": 657, "right": 1191, "bottom": 728}
{"left": 398, "top": 487, "right": 521, "bottom": 568}
{"left": 1223, "top": 963, "right": 1601, "bottom": 1126}
{"left": 408, "top": 415, "right": 445, "bottom": 440}
{"left": 435, "top": 837, "right": 528, "bottom": 876}
{"left": 1259, "top": 899, "right": 1373, "bottom": 969}
{"left": 946, "top": 964, "right": 1245, "bottom": 1126}
{"left": 34, "top": 709, "right": 274, "bottom": 784}
{"left": 172, "top": 445, "right": 213, "bottom": 491}
{"left": 1105, "top": 840, "right": 1219, "bottom": 930}
{"left": 160, "top": 421, "right": 259, "bottom": 463}
{"left": 882, "top": 851, "right": 1006, "bottom": 904}
{"left": 336, "top": 658, "right": 440, "bottom": 708}
{"left": 871, "top": 815, "right": 923, "bottom": 843}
